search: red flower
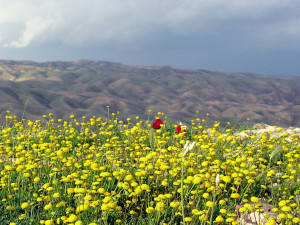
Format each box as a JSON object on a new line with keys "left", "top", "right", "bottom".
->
{"left": 176, "top": 125, "right": 187, "bottom": 135}
{"left": 152, "top": 119, "right": 163, "bottom": 129}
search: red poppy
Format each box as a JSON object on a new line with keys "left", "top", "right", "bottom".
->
{"left": 176, "top": 125, "right": 187, "bottom": 135}
{"left": 152, "top": 119, "right": 163, "bottom": 129}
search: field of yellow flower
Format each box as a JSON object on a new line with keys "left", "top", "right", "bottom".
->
{"left": 0, "top": 109, "right": 299, "bottom": 225}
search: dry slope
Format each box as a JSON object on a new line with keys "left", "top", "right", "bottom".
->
{"left": 0, "top": 60, "right": 299, "bottom": 127}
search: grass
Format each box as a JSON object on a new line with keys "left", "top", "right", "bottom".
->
{"left": 0, "top": 109, "right": 299, "bottom": 225}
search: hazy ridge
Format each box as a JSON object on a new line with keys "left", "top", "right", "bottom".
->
{"left": 0, "top": 60, "right": 299, "bottom": 127}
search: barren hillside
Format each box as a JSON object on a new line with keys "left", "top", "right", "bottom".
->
{"left": 0, "top": 60, "right": 299, "bottom": 126}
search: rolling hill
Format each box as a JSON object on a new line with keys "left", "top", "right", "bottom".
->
{"left": 0, "top": 60, "right": 299, "bottom": 127}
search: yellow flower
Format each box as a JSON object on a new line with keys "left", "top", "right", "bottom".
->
{"left": 34, "top": 177, "right": 40, "bottom": 183}
{"left": 19, "top": 214, "right": 26, "bottom": 220}
{"left": 184, "top": 217, "right": 193, "bottom": 222}
{"left": 220, "top": 208, "right": 227, "bottom": 214}
{"left": 155, "top": 202, "right": 165, "bottom": 212}
{"left": 272, "top": 207, "right": 279, "bottom": 213}
{"left": 146, "top": 207, "right": 155, "bottom": 213}
{"left": 265, "top": 219, "right": 276, "bottom": 225}
{"left": 251, "top": 197, "right": 260, "bottom": 203}
{"left": 206, "top": 201, "right": 216, "bottom": 208}
{"left": 219, "top": 200, "right": 226, "bottom": 205}
{"left": 21, "top": 202, "right": 30, "bottom": 209}
{"left": 239, "top": 207, "right": 247, "bottom": 213}
{"left": 44, "top": 203, "right": 53, "bottom": 210}
{"left": 68, "top": 214, "right": 78, "bottom": 223}
{"left": 42, "top": 183, "right": 50, "bottom": 189}
{"left": 84, "top": 195, "right": 93, "bottom": 201}
{"left": 97, "top": 188, "right": 105, "bottom": 194}
{"left": 244, "top": 204, "right": 254, "bottom": 212}
{"left": 226, "top": 217, "right": 235, "bottom": 223}
{"left": 230, "top": 193, "right": 240, "bottom": 199}
{"left": 44, "top": 220, "right": 54, "bottom": 225}
{"left": 215, "top": 215, "right": 224, "bottom": 223}
{"left": 6, "top": 206, "right": 15, "bottom": 211}
{"left": 103, "top": 196, "right": 112, "bottom": 203}
{"left": 67, "top": 188, "right": 74, "bottom": 194}
{"left": 293, "top": 218, "right": 300, "bottom": 223}
{"left": 170, "top": 201, "right": 180, "bottom": 208}
{"left": 161, "top": 181, "right": 168, "bottom": 186}
{"left": 261, "top": 185, "right": 267, "bottom": 189}
{"left": 223, "top": 176, "right": 231, "bottom": 183}
{"left": 101, "top": 204, "right": 110, "bottom": 211}
{"left": 165, "top": 194, "right": 172, "bottom": 199}
{"left": 5, "top": 165, "right": 14, "bottom": 171}
{"left": 202, "top": 193, "right": 210, "bottom": 199}
{"left": 46, "top": 187, "right": 54, "bottom": 191}
{"left": 193, "top": 177, "right": 202, "bottom": 184}
{"left": 141, "top": 184, "right": 150, "bottom": 191}
{"left": 192, "top": 209, "right": 201, "bottom": 215}
{"left": 267, "top": 170, "right": 276, "bottom": 177}
{"left": 53, "top": 193, "right": 60, "bottom": 198}
{"left": 278, "top": 200, "right": 287, "bottom": 207}
{"left": 281, "top": 206, "right": 292, "bottom": 212}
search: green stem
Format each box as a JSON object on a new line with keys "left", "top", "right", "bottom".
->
{"left": 181, "top": 157, "right": 185, "bottom": 225}
{"left": 21, "top": 97, "right": 30, "bottom": 122}
{"left": 240, "top": 183, "right": 251, "bottom": 203}
{"left": 107, "top": 106, "right": 110, "bottom": 121}
{"left": 209, "top": 189, "right": 216, "bottom": 224}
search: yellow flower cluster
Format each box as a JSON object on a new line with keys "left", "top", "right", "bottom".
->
{"left": 0, "top": 110, "right": 299, "bottom": 224}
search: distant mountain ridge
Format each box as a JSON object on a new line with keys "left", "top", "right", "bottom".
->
{"left": 0, "top": 60, "right": 299, "bottom": 127}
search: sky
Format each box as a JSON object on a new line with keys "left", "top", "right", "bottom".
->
{"left": 1, "top": 0, "right": 300, "bottom": 76}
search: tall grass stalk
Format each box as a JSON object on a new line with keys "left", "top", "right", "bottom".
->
{"left": 21, "top": 97, "right": 30, "bottom": 122}
{"left": 181, "top": 155, "right": 186, "bottom": 225}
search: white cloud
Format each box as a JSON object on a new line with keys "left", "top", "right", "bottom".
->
{"left": 6, "top": 16, "right": 53, "bottom": 47}
{"left": 0, "top": 0, "right": 299, "bottom": 49}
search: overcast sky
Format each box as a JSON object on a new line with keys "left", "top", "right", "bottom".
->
{"left": 1, "top": 0, "right": 300, "bottom": 76}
